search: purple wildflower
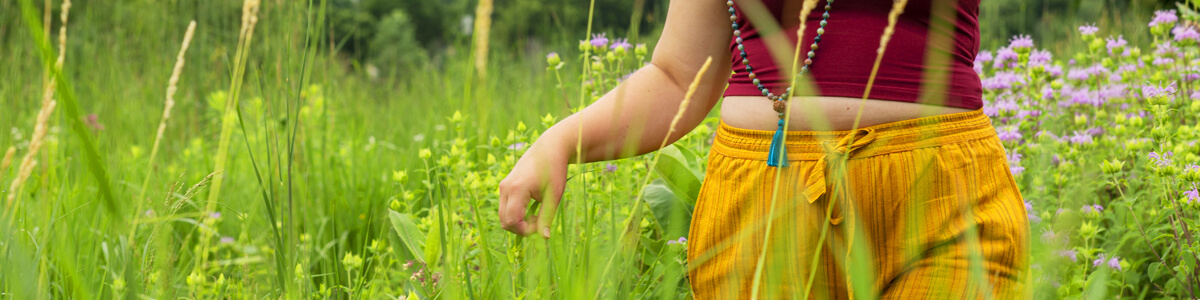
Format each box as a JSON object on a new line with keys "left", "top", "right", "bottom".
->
{"left": 605, "top": 163, "right": 618, "bottom": 173}
{"left": 975, "top": 50, "right": 994, "bottom": 63}
{"left": 220, "top": 236, "right": 235, "bottom": 244}
{"left": 667, "top": 236, "right": 687, "bottom": 245}
{"left": 1155, "top": 42, "right": 1179, "bottom": 57}
{"left": 992, "top": 48, "right": 1019, "bottom": 69}
{"left": 1024, "top": 200, "right": 1033, "bottom": 212}
{"left": 995, "top": 98, "right": 1020, "bottom": 112}
{"left": 1009, "top": 35, "right": 1034, "bottom": 49}
{"left": 589, "top": 33, "right": 609, "bottom": 49}
{"left": 1057, "top": 249, "right": 1079, "bottom": 262}
{"left": 983, "top": 71, "right": 1026, "bottom": 90}
{"left": 1027, "top": 213, "right": 1041, "bottom": 223}
{"left": 1174, "top": 26, "right": 1200, "bottom": 43}
{"left": 1141, "top": 81, "right": 1178, "bottom": 99}
{"left": 210, "top": 212, "right": 221, "bottom": 219}
{"left": 1030, "top": 49, "right": 1052, "bottom": 66}
{"left": 1148, "top": 151, "right": 1174, "bottom": 167}
{"left": 1153, "top": 57, "right": 1176, "bottom": 66}
{"left": 1150, "top": 10, "right": 1179, "bottom": 28}
{"left": 1108, "top": 256, "right": 1122, "bottom": 270}
{"left": 1183, "top": 188, "right": 1198, "bottom": 203}
{"left": 1093, "top": 253, "right": 1107, "bottom": 267}
{"left": 610, "top": 38, "right": 632, "bottom": 51}
{"left": 1068, "top": 131, "right": 1094, "bottom": 145}
{"left": 1106, "top": 36, "right": 1128, "bottom": 55}
{"left": 507, "top": 142, "right": 527, "bottom": 150}
{"left": 1046, "top": 64, "right": 1063, "bottom": 77}
{"left": 997, "top": 126, "right": 1023, "bottom": 142}
{"left": 1067, "top": 68, "right": 1091, "bottom": 81}
{"left": 1079, "top": 24, "right": 1099, "bottom": 35}
{"left": 1093, "top": 204, "right": 1104, "bottom": 212}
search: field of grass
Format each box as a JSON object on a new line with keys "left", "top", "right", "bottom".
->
{"left": 2, "top": 0, "right": 1200, "bottom": 299}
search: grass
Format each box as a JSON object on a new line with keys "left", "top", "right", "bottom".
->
{"left": 2, "top": 0, "right": 1200, "bottom": 299}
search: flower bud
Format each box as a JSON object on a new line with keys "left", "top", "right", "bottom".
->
{"left": 1051, "top": 80, "right": 1063, "bottom": 90}
{"left": 1152, "top": 126, "right": 1170, "bottom": 140}
{"left": 1101, "top": 58, "right": 1114, "bottom": 68}
{"left": 517, "top": 121, "right": 527, "bottom": 132}
{"left": 591, "top": 61, "right": 604, "bottom": 72}
{"left": 390, "top": 199, "right": 402, "bottom": 211}
{"left": 546, "top": 52, "right": 561, "bottom": 67}
{"left": 578, "top": 40, "right": 592, "bottom": 52}
{"left": 635, "top": 43, "right": 648, "bottom": 57}
{"left": 419, "top": 148, "right": 432, "bottom": 160}
{"left": 1101, "top": 159, "right": 1125, "bottom": 174}
{"left": 1074, "top": 114, "right": 1089, "bottom": 126}
{"left": 1089, "top": 39, "right": 1104, "bottom": 52}
{"left": 1130, "top": 116, "right": 1145, "bottom": 127}
{"left": 393, "top": 170, "right": 408, "bottom": 184}
{"left": 1129, "top": 47, "right": 1141, "bottom": 57}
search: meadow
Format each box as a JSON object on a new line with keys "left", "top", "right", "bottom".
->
{"left": 2, "top": 0, "right": 1200, "bottom": 299}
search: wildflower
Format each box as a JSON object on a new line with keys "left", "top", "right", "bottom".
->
{"left": 994, "top": 98, "right": 1020, "bottom": 113}
{"left": 1057, "top": 249, "right": 1079, "bottom": 262}
{"left": 1029, "top": 49, "right": 1052, "bottom": 66}
{"left": 220, "top": 236, "right": 235, "bottom": 244}
{"left": 1154, "top": 41, "right": 1178, "bottom": 57}
{"left": 85, "top": 114, "right": 105, "bottom": 131}
{"left": 604, "top": 163, "right": 618, "bottom": 173}
{"left": 975, "top": 50, "right": 994, "bottom": 64}
{"left": 667, "top": 236, "right": 688, "bottom": 245}
{"left": 1149, "top": 10, "right": 1179, "bottom": 28}
{"left": 1009, "top": 35, "right": 1034, "bottom": 51}
{"left": 1141, "top": 81, "right": 1178, "bottom": 99}
{"left": 997, "top": 126, "right": 1022, "bottom": 142}
{"left": 992, "top": 48, "right": 1019, "bottom": 69}
{"left": 1106, "top": 35, "right": 1128, "bottom": 56}
{"left": 635, "top": 43, "right": 648, "bottom": 57}
{"left": 210, "top": 212, "right": 221, "bottom": 219}
{"left": 403, "top": 260, "right": 415, "bottom": 271}
{"left": 507, "top": 142, "right": 527, "bottom": 150}
{"left": 610, "top": 38, "right": 632, "bottom": 52}
{"left": 419, "top": 148, "right": 432, "bottom": 159}
{"left": 982, "top": 71, "right": 1025, "bottom": 90}
{"left": 1093, "top": 253, "right": 1107, "bottom": 268}
{"left": 1149, "top": 151, "right": 1174, "bottom": 167}
{"left": 1045, "top": 64, "right": 1063, "bottom": 77}
{"left": 546, "top": 52, "right": 561, "bottom": 67}
{"left": 392, "top": 170, "right": 408, "bottom": 183}
{"left": 1153, "top": 57, "right": 1175, "bottom": 66}
{"left": 1174, "top": 26, "right": 1200, "bottom": 45}
{"left": 589, "top": 33, "right": 609, "bottom": 49}
{"left": 1064, "top": 131, "right": 1093, "bottom": 145}
{"left": 1183, "top": 188, "right": 1198, "bottom": 203}
{"left": 1024, "top": 200, "right": 1033, "bottom": 212}
{"left": 1108, "top": 256, "right": 1122, "bottom": 270}
{"left": 1079, "top": 24, "right": 1099, "bottom": 36}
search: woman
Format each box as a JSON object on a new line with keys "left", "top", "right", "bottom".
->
{"left": 497, "top": 0, "right": 1028, "bottom": 298}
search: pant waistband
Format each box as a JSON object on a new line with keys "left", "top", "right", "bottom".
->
{"left": 712, "top": 109, "right": 997, "bottom": 161}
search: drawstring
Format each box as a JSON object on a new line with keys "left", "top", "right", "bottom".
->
{"left": 801, "top": 127, "right": 877, "bottom": 299}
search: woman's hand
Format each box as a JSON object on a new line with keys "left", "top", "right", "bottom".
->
{"left": 497, "top": 137, "right": 570, "bottom": 239}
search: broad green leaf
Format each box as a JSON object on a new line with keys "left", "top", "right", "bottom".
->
{"left": 653, "top": 144, "right": 704, "bottom": 206}
{"left": 642, "top": 179, "right": 693, "bottom": 239}
{"left": 1083, "top": 267, "right": 1110, "bottom": 300}
{"left": 388, "top": 210, "right": 426, "bottom": 261}
{"left": 426, "top": 209, "right": 443, "bottom": 266}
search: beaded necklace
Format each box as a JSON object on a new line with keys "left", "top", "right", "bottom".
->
{"left": 727, "top": 0, "right": 834, "bottom": 167}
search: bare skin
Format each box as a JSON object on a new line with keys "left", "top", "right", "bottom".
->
{"left": 497, "top": 0, "right": 969, "bottom": 238}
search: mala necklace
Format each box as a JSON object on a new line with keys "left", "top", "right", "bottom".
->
{"left": 727, "top": 0, "right": 834, "bottom": 167}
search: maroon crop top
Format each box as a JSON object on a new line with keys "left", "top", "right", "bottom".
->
{"left": 724, "top": 0, "right": 984, "bottom": 109}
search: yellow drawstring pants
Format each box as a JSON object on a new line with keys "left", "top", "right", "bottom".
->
{"left": 687, "top": 110, "right": 1029, "bottom": 299}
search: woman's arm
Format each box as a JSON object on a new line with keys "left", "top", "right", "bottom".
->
{"left": 498, "top": 0, "right": 734, "bottom": 238}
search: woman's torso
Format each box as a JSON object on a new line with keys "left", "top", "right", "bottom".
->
{"left": 720, "top": 0, "right": 982, "bottom": 131}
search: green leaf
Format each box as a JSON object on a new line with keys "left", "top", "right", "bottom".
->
{"left": 652, "top": 144, "right": 704, "bottom": 206}
{"left": 1178, "top": 2, "right": 1200, "bottom": 21}
{"left": 1148, "top": 263, "right": 1161, "bottom": 281}
{"left": 426, "top": 209, "right": 443, "bottom": 266}
{"left": 642, "top": 179, "right": 693, "bottom": 239}
{"left": 388, "top": 210, "right": 426, "bottom": 261}
{"left": 1082, "top": 267, "right": 1110, "bottom": 300}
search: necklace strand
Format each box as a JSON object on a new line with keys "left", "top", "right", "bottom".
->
{"left": 727, "top": 0, "right": 834, "bottom": 117}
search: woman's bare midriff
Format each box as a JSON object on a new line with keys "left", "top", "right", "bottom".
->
{"left": 720, "top": 96, "right": 975, "bottom": 131}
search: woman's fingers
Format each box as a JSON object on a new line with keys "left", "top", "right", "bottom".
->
{"left": 499, "top": 185, "right": 538, "bottom": 236}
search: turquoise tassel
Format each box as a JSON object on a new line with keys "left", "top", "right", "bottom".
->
{"left": 767, "top": 119, "right": 789, "bottom": 167}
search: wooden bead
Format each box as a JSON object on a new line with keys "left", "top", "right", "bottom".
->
{"left": 772, "top": 100, "right": 787, "bottom": 113}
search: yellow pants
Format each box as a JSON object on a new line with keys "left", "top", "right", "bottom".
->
{"left": 687, "top": 110, "right": 1028, "bottom": 299}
